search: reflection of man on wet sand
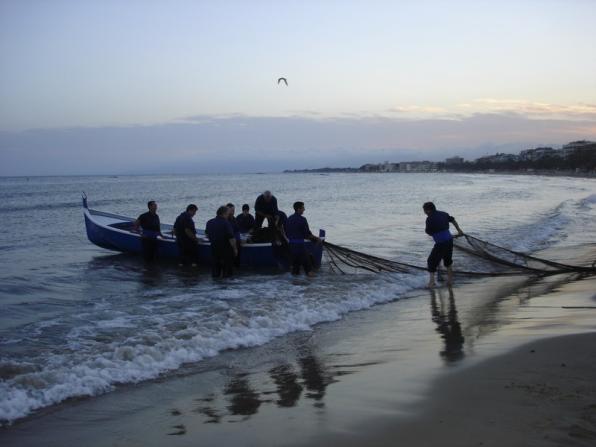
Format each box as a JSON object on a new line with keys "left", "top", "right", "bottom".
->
{"left": 430, "top": 287, "right": 465, "bottom": 363}
{"left": 224, "top": 375, "right": 262, "bottom": 417}
{"left": 269, "top": 364, "right": 303, "bottom": 407}
{"left": 298, "top": 355, "right": 333, "bottom": 403}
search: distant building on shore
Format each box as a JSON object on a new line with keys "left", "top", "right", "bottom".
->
{"left": 561, "top": 140, "right": 596, "bottom": 158}
{"left": 359, "top": 161, "right": 400, "bottom": 172}
{"left": 380, "top": 161, "right": 399, "bottom": 172}
{"left": 399, "top": 161, "right": 438, "bottom": 172}
{"left": 476, "top": 153, "right": 519, "bottom": 164}
{"left": 445, "top": 156, "right": 464, "bottom": 165}
{"left": 519, "top": 147, "right": 557, "bottom": 161}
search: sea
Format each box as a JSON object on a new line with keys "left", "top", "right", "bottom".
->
{"left": 1, "top": 172, "right": 595, "bottom": 425}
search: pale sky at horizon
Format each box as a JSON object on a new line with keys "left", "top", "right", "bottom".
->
{"left": 1, "top": 0, "right": 595, "bottom": 174}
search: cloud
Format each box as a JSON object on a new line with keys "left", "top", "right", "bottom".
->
{"left": 466, "top": 99, "right": 596, "bottom": 120}
{"left": 387, "top": 105, "right": 450, "bottom": 118}
{"left": 387, "top": 99, "right": 596, "bottom": 121}
{"left": 1, "top": 112, "right": 594, "bottom": 175}
{"left": 387, "top": 98, "right": 596, "bottom": 120}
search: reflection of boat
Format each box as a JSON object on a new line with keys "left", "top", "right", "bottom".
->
{"left": 82, "top": 195, "right": 325, "bottom": 268}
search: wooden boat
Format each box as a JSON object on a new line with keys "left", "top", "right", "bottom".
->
{"left": 82, "top": 194, "right": 325, "bottom": 269}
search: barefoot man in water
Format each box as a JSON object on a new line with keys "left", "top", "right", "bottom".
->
{"left": 423, "top": 202, "right": 464, "bottom": 288}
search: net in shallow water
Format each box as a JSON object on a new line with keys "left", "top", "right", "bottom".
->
{"left": 323, "top": 235, "right": 596, "bottom": 277}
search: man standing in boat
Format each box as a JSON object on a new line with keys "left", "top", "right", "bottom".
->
{"left": 253, "top": 190, "right": 279, "bottom": 230}
{"left": 174, "top": 204, "right": 200, "bottom": 267}
{"left": 206, "top": 206, "right": 238, "bottom": 278}
{"left": 423, "top": 202, "right": 464, "bottom": 288}
{"left": 134, "top": 200, "right": 163, "bottom": 262}
{"left": 286, "top": 201, "right": 321, "bottom": 277}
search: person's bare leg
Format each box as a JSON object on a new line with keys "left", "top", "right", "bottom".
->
{"left": 427, "top": 272, "right": 436, "bottom": 288}
{"left": 446, "top": 266, "right": 453, "bottom": 286}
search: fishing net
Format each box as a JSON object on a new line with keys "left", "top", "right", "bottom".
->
{"left": 454, "top": 234, "right": 594, "bottom": 274}
{"left": 323, "top": 234, "right": 596, "bottom": 277}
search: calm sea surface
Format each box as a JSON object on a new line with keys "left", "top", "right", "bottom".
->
{"left": 1, "top": 173, "right": 595, "bottom": 423}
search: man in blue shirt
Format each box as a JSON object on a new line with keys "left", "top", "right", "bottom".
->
{"left": 134, "top": 200, "right": 163, "bottom": 262}
{"left": 174, "top": 204, "right": 199, "bottom": 267}
{"left": 286, "top": 201, "right": 321, "bottom": 277}
{"left": 236, "top": 204, "right": 255, "bottom": 233}
{"left": 423, "top": 202, "right": 464, "bottom": 288}
{"left": 206, "top": 206, "right": 238, "bottom": 278}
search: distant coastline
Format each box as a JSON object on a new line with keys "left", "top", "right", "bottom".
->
{"left": 285, "top": 140, "right": 596, "bottom": 177}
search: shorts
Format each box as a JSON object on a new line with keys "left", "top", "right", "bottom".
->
{"left": 427, "top": 239, "right": 453, "bottom": 273}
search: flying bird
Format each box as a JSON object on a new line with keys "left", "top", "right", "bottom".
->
{"left": 277, "top": 77, "right": 288, "bottom": 86}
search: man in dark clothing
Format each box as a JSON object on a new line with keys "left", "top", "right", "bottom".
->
{"left": 226, "top": 203, "right": 241, "bottom": 241}
{"left": 226, "top": 203, "right": 242, "bottom": 267}
{"left": 275, "top": 210, "right": 288, "bottom": 230}
{"left": 253, "top": 191, "right": 278, "bottom": 230}
{"left": 236, "top": 204, "right": 255, "bottom": 233}
{"left": 206, "top": 206, "right": 238, "bottom": 278}
{"left": 174, "top": 204, "right": 200, "bottom": 267}
{"left": 423, "top": 202, "right": 464, "bottom": 288}
{"left": 271, "top": 210, "right": 290, "bottom": 266}
{"left": 285, "top": 201, "right": 320, "bottom": 277}
{"left": 134, "top": 200, "right": 163, "bottom": 262}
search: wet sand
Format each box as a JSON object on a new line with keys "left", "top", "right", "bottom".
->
{"left": 1, "top": 272, "right": 595, "bottom": 447}
{"left": 305, "top": 332, "right": 596, "bottom": 447}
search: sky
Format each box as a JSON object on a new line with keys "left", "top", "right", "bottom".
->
{"left": 1, "top": 0, "right": 595, "bottom": 175}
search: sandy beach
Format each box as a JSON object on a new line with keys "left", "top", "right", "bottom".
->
{"left": 305, "top": 333, "right": 596, "bottom": 447}
{"left": 2, "top": 269, "right": 595, "bottom": 447}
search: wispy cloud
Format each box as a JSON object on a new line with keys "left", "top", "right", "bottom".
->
{"left": 388, "top": 99, "right": 596, "bottom": 121}
{"left": 387, "top": 105, "right": 450, "bottom": 117}
{"left": 463, "top": 99, "right": 596, "bottom": 119}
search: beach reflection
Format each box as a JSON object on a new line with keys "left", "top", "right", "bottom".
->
{"left": 192, "top": 350, "right": 338, "bottom": 423}
{"left": 269, "top": 364, "right": 303, "bottom": 407}
{"left": 430, "top": 287, "right": 465, "bottom": 363}
{"left": 224, "top": 374, "right": 262, "bottom": 417}
{"left": 298, "top": 354, "right": 335, "bottom": 404}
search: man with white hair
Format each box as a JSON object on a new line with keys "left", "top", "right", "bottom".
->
{"left": 253, "top": 190, "right": 279, "bottom": 230}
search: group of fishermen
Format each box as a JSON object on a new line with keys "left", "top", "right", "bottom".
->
{"left": 136, "top": 191, "right": 463, "bottom": 287}
{"left": 134, "top": 191, "right": 321, "bottom": 279}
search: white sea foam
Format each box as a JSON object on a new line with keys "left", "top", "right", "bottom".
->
{"left": 0, "top": 273, "right": 424, "bottom": 424}
{"left": 582, "top": 193, "right": 596, "bottom": 204}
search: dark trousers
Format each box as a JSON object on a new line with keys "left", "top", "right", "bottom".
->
{"left": 177, "top": 241, "right": 198, "bottom": 266}
{"left": 272, "top": 240, "right": 291, "bottom": 267}
{"left": 253, "top": 214, "right": 275, "bottom": 230}
{"left": 427, "top": 240, "right": 454, "bottom": 273}
{"left": 234, "top": 239, "right": 242, "bottom": 267}
{"left": 211, "top": 243, "right": 235, "bottom": 278}
{"left": 141, "top": 237, "right": 158, "bottom": 262}
{"left": 290, "top": 243, "right": 312, "bottom": 275}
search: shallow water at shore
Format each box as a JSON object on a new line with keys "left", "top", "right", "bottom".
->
{"left": 1, "top": 269, "right": 595, "bottom": 446}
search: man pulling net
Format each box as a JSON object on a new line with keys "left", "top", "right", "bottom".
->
{"left": 423, "top": 202, "right": 464, "bottom": 288}
{"left": 322, "top": 204, "right": 595, "bottom": 279}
